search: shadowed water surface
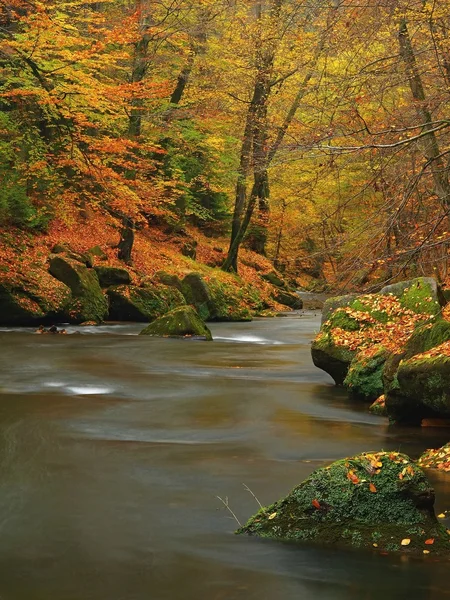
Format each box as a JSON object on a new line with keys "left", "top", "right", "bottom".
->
{"left": 1, "top": 315, "right": 450, "bottom": 600}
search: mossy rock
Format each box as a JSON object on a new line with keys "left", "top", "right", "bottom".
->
{"left": 181, "top": 273, "right": 212, "bottom": 321}
{"left": 0, "top": 269, "right": 72, "bottom": 325}
{"left": 387, "top": 354, "right": 450, "bottom": 424}
{"left": 206, "top": 277, "right": 254, "bottom": 322}
{"left": 107, "top": 284, "right": 184, "bottom": 322}
{"left": 87, "top": 245, "right": 108, "bottom": 261}
{"left": 155, "top": 271, "right": 183, "bottom": 292}
{"left": 139, "top": 306, "right": 212, "bottom": 340}
{"left": 48, "top": 255, "right": 108, "bottom": 323}
{"left": 50, "top": 247, "right": 93, "bottom": 268}
{"left": 311, "top": 333, "right": 356, "bottom": 384}
{"left": 381, "top": 277, "right": 445, "bottom": 313}
{"left": 344, "top": 346, "right": 389, "bottom": 401}
{"left": 321, "top": 294, "right": 357, "bottom": 325}
{"left": 94, "top": 266, "right": 131, "bottom": 288}
{"left": 262, "top": 270, "right": 288, "bottom": 289}
{"left": 272, "top": 290, "right": 303, "bottom": 310}
{"left": 238, "top": 451, "right": 450, "bottom": 557}
{"left": 403, "top": 319, "right": 450, "bottom": 361}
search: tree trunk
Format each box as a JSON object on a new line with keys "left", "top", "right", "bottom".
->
{"left": 399, "top": 18, "right": 450, "bottom": 208}
{"left": 118, "top": 217, "right": 135, "bottom": 264}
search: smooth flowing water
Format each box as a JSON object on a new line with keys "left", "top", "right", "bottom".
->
{"left": 1, "top": 314, "right": 450, "bottom": 600}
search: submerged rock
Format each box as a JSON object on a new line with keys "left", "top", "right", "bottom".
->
{"left": 238, "top": 451, "right": 450, "bottom": 556}
{"left": 139, "top": 306, "right": 212, "bottom": 340}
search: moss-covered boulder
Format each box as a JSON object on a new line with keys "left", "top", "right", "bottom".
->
{"left": 48, "top": 255, "right": 108, "bottom": 323}
{"left": 51, "top": 245, "right": 93, "bottom": 268}
{"left": 344, "top": 346, "right": 388, "bottom": 400}
{"left": 380, "top": 277, "right": 446, "bottom": 311}
{"left": 87, "top": 245, "right": 108, "bottom": 261}
{"left": 180, "top": 272, "right": 256, "bottom": 322}
{"left": 312, "top": 281, "right": 441, "bottom": 388}
{"left": 107, "top": 284, "right": 184, "bottom": 322}
{"left": 94, "top": 266, "right": 131, "bottom": 288}
{"left": 0, "top": 269, "right": 72, "bottom": 325}
{"left": 238, "top": 451, "right": 450, "bottom": 556}
{"left": 311, "top": 333, "right": 357, "bottom": 385}
{"left": 386, "top": 346, "right": 450, "bottom": 424}
{"left": 272, "top": 290, "right": 303, "bottom": 310}
{"left": 321, "top": 294, "right": 357, "bottom": 325}
{"left": 262, "top": 270, "right": 288, "bottom": 289}
{"left": 180, "top": 273, "right": 213, "bottom": 321}
{"left": 139, "top": 306, "right": 212, "bottom": 340}
{"left": 154, "top": 271, "right": 183, "bottom": 292}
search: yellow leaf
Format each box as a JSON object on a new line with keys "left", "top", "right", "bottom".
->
{"left": 268, "top": 512, "right": 277, "bottom": 520}
{"left": 401, "top": 538, "right": 411, "bottom": 546}
{"left": 423, "top": 550, "right": 430, "bottom": 554}
{"left": 438, "top": 513, "right": 446, "bottom": 518}
{"left": 373, "top": 543, "right": 378, "bottom": 548}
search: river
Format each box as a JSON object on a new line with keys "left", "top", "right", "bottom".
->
{"left": 1, "top": 313, "right": 450, "bottom": 600}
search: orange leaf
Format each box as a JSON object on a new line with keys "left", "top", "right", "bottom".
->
{"left": 369, "top": 483, "right": 377, "bottom": 493}
{"left": 425, "top": 538, "right": 434, "bottom": 545}
{"left": 312, "top": 499, "right": 321, "bottom": 509}
{"left": 347, "top": 470, "right": 360, "bottom": 484}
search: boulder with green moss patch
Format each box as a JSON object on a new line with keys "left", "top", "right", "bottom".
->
{"left": 387, "top": 352, "right": 450, "bottom": 424}
{"left": 272, "top": 290, "right": 303, "bottom": 310}
{"left": 238, "top": 451, "right": 450, "bottom": 556}
{"left": 180, "top": 273, "right": 212, "bottom": 320}
{"left": 139, "top": 306, "right": 212, "bottom": 340}
{"left": 48, "top": 255, "right": 108, "bottom": 323}
{"left": 311, "top": 332, "right": 357, "bottom": 384}
{"left": 312, "top": 279, "right": 442, "bottom": 389}
{"left": 344, "top": 346, "right": 388, "bottom": 400}
{"left": 380, "top": 277, "right": 445, "bottom": 313}
{"left": 107, "top": 284, "right": 184, "bottom": 322}
{"left": 94, "top": 266, "right": 131, "bottom": 288}
{"left": 0, "top": 269, "right": 72, "bottom": 325}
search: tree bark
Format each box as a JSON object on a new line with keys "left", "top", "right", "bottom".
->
{"left": 398, "top": 18, "right": 450, "bottom": 208}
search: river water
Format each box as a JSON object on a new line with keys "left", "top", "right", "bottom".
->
{"left": 1, "top": 313, "right": 450, "bottom": 600}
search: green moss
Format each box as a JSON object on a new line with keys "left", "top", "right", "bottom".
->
{"left": 49, "top": 255, "right": 108, "bottom": 323}
{"left": 404, "top": 319, "right": 450, "bottom": 360}
{"left": 344, "top": 347, "right": 388, "bottom": 400}
{"left": 107, "top": 284, "right": 184, "bottom": 322}
{"left": 238, "top": 451, "right": 450, "bottom": 557}
{"left": 139, "top": 305, "right": 212, "bottom": 340}
{"left": 399, "top": 279, "right": 441, "bottom": 316}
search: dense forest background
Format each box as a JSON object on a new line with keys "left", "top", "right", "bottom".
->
{"left": 1, "top": 0, "right": 450, "bottom": 289}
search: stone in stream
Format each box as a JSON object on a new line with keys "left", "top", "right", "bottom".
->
{"left": 107, "top": 283, "right": 185, "bottom": 322}
{"left": 312, "top": 278, "right": 444, "bottom": 389}
{"left": 237, "top": 451, "right": 450, "bottom": 557}
{"left": 139, "top": 306, "right": 212, "bottom": 340}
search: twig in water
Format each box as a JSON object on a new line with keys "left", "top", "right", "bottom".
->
{"left": 216, "top": 495, "right": 242, "bottom": 527}
{"left": 242, "top": 483, "right": 265, "bottom": 511}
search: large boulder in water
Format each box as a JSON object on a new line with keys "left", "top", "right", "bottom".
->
{"left": 238, "top": 451, "right": 450, "bottom": 557}
{"left": 312, "top": 278, "right": 442, "bottom": 386}
{"left": 384, "top": 320, "right": 450, "bottom": 424}
{"left": 139, "top": 306, "right": 212, "bottom": 340}
{"left": 107, "top": 284, "right": 184, "bottom": 322}
{"left": 0, "top": 268, "right": 72, "bottom": 325}
{"left": 49, "top": 255, "right": 108, "bottom": 323}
